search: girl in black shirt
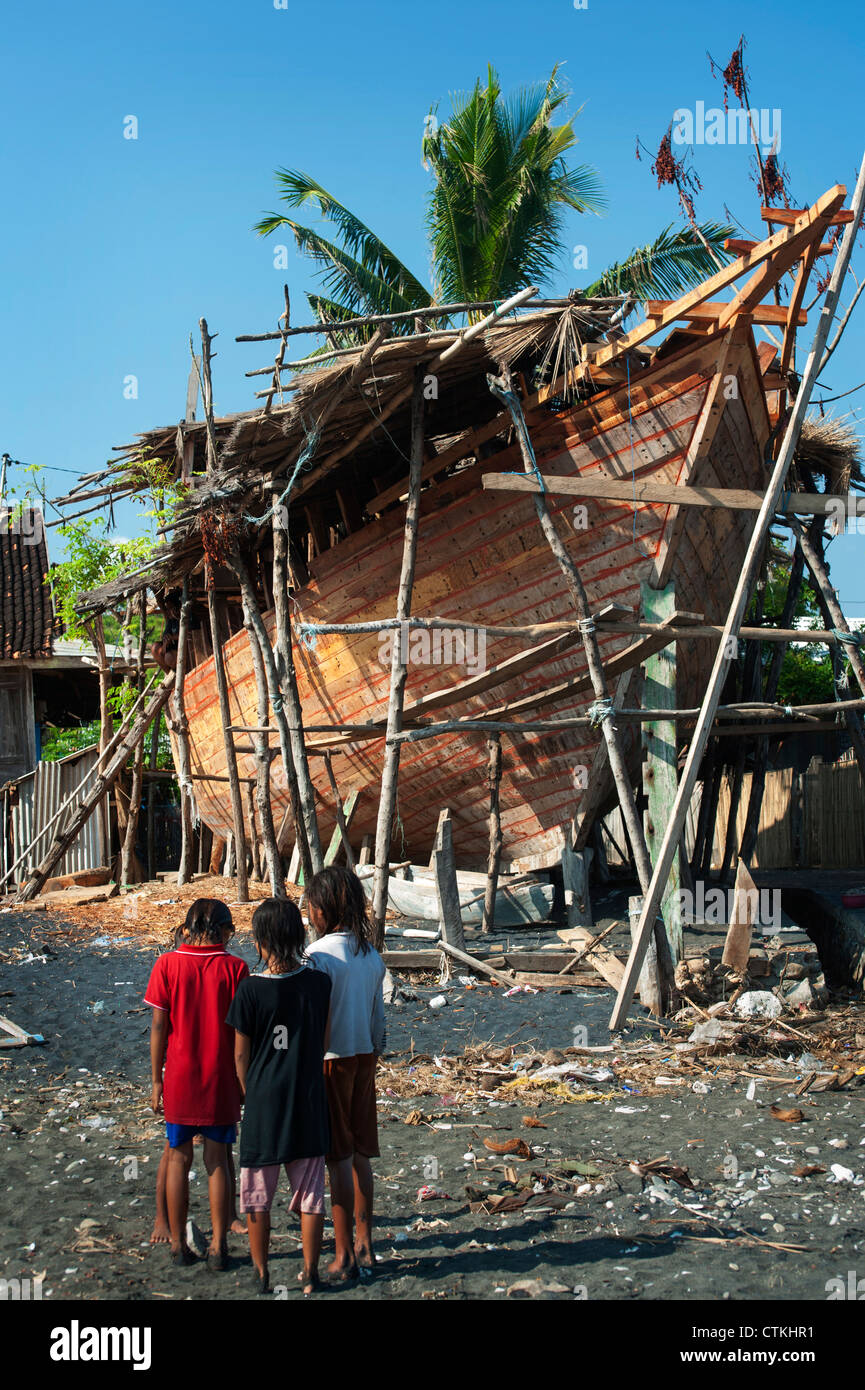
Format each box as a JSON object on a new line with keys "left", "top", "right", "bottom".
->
{"left": 227, "top": 899, "right": 331, "bottom": 1295}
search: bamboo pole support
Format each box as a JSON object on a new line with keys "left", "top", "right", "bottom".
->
{"left": 487, "top": 368, "right": 675, "bottom": 1009}
{"left": 206, "top": 578, "right": 249, "bottom": 902}
{"left": 610, "top": 153, "right": 865, "bottom": 1033}
{"left": 373, "top": 366, "right": 426, "bottom": 945}
{"left": 481, "top": 734, "right": 503, "bottom": 934}
{"left": 231, "top": 551, "right": 316, "bottom": 886}
{"left": 242, "top": 594, "right": 285, "bottom": 896}
{"left": 170, "top": 578, "right": 196, "bottom": 886}
{"left": 272, "top": 495, "right": 322, "bottom": 880}
{"left": 85, "top": 614, "right": 114, "bottom": 866}
{"left": 120, "top": 590, "right": 148, "bottom": 885}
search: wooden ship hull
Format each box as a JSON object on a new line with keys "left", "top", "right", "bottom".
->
{"left": 180, "top": 328, "right": 772, "bottom": 870}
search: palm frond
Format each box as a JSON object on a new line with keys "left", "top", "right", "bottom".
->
{"left": 586, "top": 222, "right": 734, "bottom": 301}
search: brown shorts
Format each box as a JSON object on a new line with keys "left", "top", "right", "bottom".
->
{"left": 323, "top": 1053, "right": 379, "bottom": 1162}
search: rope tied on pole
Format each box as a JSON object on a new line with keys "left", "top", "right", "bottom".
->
{"left": 587, "top": 697, "right": 615, "bottom": 727}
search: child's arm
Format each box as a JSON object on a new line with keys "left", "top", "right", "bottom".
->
{"left": 149, "top": 1009, "right": 167, "bottom": 1113}
{"left": 234, "top": 1031, "right": 251, "bottom": 1098}
{"left": 371, "top": 973, "right": 386, "bottom": 1057}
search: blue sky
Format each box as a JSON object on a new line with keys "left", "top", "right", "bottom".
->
{"left": 2, "top": 0, "right": 863, "bottom": 612}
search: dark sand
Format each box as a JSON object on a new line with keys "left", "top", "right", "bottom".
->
{"left": 2, "top": 901, "right": 864, "bottom": 1302}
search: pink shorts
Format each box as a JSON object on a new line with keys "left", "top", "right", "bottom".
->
{"left": 239, "top": 1156, "right": 325, "bottom": 1215}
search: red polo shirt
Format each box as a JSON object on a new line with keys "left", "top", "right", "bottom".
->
{"left": 145, "top": 944, "right": 249, "bottom": 1125}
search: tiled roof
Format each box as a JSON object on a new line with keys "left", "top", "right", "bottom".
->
{"left": 0, "top": 508, "right": 54, "bottom": 659}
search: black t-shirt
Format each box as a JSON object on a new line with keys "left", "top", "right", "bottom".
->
{"left": 226, "top": 966, "right": 332, "bottom": 1167}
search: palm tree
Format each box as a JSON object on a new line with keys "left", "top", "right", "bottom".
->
{"left": 255, "top": 65, "right": 731, "bottom": 340}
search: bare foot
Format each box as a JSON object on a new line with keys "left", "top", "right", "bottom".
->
{"left": 170, "top": 1243, "right": 197, "bottom": 1266}
{"left": 150, "top": 1219, "right": 171, "bottom": 1245}
{"left": 354, "top": 1242, "right": 375, "bottom": 1269}
{"left": 326, "top": 1256, "right": 359, "bottom": 1283}
{"left": 230, "top": 1217, "right": 246, "bottom": 1236}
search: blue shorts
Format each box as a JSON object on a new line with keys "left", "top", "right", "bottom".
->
{"left": 165, "top": 1123, "right": 237, "bottom": 1148}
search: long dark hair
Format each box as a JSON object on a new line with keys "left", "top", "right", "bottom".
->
{"left": 252, "top": 897, "right": 305, "bottom": 972}
{"left": 178, "top": 898, "right": 233, "bottom": 945}
{"left": 307, "top": 865, "right": 373, "bottom": 956}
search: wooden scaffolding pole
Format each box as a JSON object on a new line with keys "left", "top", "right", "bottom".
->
{"left": 372, "top": 367, "right": 426, "bottom": 945}
{"left": 242, "top": 592, "right": 285, "bottom": 896}
{"left": 199, "top": 316, "right": 249, "bottom": 901}
{"left": 230, "top": 551, "right": 318, "bottom": 886}
{"left": 488, "top": 368, "right": 675, "bottom": 1009}
{"left": 119, "top": 589, "right": 148, "bottom": 885}
{"left": 170, "top": 578, "right": 196, "bottom": 886}
{"left": 206, "top": 577, "right": 249, "bottom": 902}
{"left": 610, "top": 155, "right": 865, "bottom": 1032}
{"left": 16, "top": 674, "right": 176, "bottom": 902}
{"left": 84, "top": 614, "right": 113, "bottom": 866}
{"left": 641, "top": 582, "right": 683, "bottom": 964}
{"left": 482, "top": 734, "right": 503, "bottom": 934}
{"left": 273, "top": 499, "right": 322, "bottom": 879}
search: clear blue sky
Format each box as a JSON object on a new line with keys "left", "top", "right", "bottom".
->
{"left": 2, "top": 0, "right": 863, "bottom": 612}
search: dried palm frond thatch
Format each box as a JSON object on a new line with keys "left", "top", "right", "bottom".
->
{"left": 794, "top": 413, "right": 863, "bottom": 493}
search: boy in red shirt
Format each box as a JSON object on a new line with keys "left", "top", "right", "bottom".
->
{"left": 145, "top": 899, "right": 248, "bottom": 1267}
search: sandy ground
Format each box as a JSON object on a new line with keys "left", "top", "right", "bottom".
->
{"left": 2, "top": 880, "right": 865, "bottom": 1303}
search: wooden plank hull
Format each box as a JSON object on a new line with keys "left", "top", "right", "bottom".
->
{"left": 179, "top": 339, "right": 769, "bottom": 870}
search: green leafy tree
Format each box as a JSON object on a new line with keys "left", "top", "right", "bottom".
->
{"left": 760, "top": 555, "right": 836, "bottom": 706}
{"left": 255, "top": 65, "right": 732, "bottom": 338}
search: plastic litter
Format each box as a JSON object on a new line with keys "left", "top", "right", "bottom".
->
{"left": 734, "top": 990, "right": 783, "bottom": 1020}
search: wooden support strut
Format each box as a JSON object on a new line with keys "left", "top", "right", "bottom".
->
{"left": 609, "top": 157, "right": 864, "bottom": 1033}
{"left": 271, "top": 499, "right": 317, "bottom": 883}
{"left": 198, "top": 317, "right": 249, "bottom": 903}
{"left": 242, "top": 594, "right": 285, "bottom": 896}
{"left": 170, "top": 578, "right": 196, "bottom": 887}
{"left": 372, "top": 367, "right": 426, "bottom": 945}
{"left": 482, "top": 734, "right": 503, "bottom": 934}
{"left": 488, "top": 368, "right": 677, "bottom": 1002}
{"left": 481, "top": 474, "right": 856, "bottom": 517}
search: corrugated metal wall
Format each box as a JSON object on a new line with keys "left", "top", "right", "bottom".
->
{"left": 7, "top": 746, "right": 106, "bottom": 883}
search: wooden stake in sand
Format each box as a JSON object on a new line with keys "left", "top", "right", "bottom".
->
{"left": 722, "top": 858, "right": 759, "bottom": 972}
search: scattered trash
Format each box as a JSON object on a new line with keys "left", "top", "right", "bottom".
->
{"left": 428, "top": 995, "right": 449, "bottom": 1010}
{"left": 829, "top": 1164, "right": 855, "bottom": 1183}
{"left": 483, "top": 1137, "right": 534, "bottom": 1158}
{"left": 770, "top": 1104, "right": 805, "bottom": 1124}
{"left": 734, "top": 991, "right": 783, "bottom": 1021}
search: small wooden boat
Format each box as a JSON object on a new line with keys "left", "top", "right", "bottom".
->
{"left": 355, "top": 863, "right": 555, "bottom": 925}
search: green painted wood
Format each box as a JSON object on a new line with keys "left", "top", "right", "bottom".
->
{"left": 641, "top": 581, "right": 684, "bottom": 963}
{"left": 323, "top": 788, "right": 360, "bottom": 867}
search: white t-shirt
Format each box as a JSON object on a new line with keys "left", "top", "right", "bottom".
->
{"left": 306, "top": 932, "right": 386, "bottom": 1060}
